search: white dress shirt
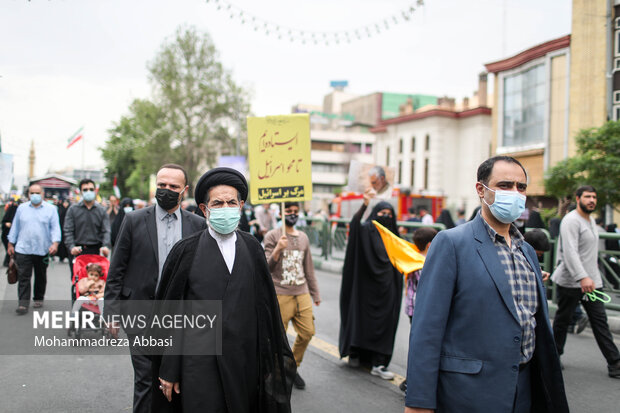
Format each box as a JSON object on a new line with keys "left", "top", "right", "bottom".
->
{"left": 208, "top": 227, "right": 237, "bottom": 274}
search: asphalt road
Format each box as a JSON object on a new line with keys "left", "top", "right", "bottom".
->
{"left": 1, "top": 254, "right": 619, "bottom": 412}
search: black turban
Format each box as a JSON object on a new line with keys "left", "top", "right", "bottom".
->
{"left": 194, "top": 167, "right": 248, "bottom": 205}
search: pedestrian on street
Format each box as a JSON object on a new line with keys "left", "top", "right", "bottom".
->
{"left": 151, "top": 167, "right": 295, "bottom": 413}
{"left": 418, "top": 206, "right": 434, "bottom": 225}
{"left": 2, "top": 198, "right": 19, "bottom": 267}
{"left": 339, "top": 188, "right": 402, "bottom": 380}
{"left": 551, "top": 185, "right": 620, "bottom": 379}
{"left": 264, "top": 201, "right": 321, "bottom": 390}
{"left": 404, "top": 156, "right": 568, "bottom": 413}
{"left": 63, "top": 179, "right": 111, "bottom": 276}
{"left": 7, "top": 184, "right": 61, "bottom": 314}
{"left": 105, "top": 164, "right": 205, "bottom": 413}
{"left": 110, "top": 197, "right": 135, "bottom": 247}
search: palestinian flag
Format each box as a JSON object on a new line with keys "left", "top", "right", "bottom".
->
{"left": 67, "top": 127, "right": 84, "bottom": 148}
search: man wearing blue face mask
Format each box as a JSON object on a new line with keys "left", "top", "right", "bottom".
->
{"left": 151, "top": 167, "right": 295, "bottom": 413}
{"left": 64, "top": 179, "right": 111, "bottom": 279}
{"left": 404, "top": 156, "right": 568, "bottom": 413}
{"left": 8, "top": 183, "right": 61, "bottom": 314}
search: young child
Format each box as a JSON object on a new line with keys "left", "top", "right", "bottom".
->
{"left": 71, "top": 263, "right": 105, "bottom": 313}
{"left": 401, "top": 227, "right": 438, "bottom": 393}
{"left": 404, "top": 227, "right": 438, "bottom": 323}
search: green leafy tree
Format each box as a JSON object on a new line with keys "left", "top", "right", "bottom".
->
{"left": 545, "top": 120, "right": 620, "bottom": 210}
{"left": 102, "top": 26, "right": 250, "bottom": 196}
{"left": 147, "top": 25, "right": 250, "bottom": 193}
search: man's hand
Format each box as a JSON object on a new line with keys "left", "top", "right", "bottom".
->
{"left": 275, "top": 235, "right": 288, "bottom": 252}
{"left": 363, "top": 187, "right": 376, "bottom": 206}
{"left": 5, "top": 222, "right": 11, "bottom": 228}
{"left": 405, "top": 408, "right": 433, "bottom": 413}
{"left": 314, "top": 300, "right": 321, "bottom": 307}
{"left": 71, "top": 246, "right": 82, "bottom": 256}
{"left": 7, "top": 243, "right": 15, "bottom": 257}
{"left": 48, "top": 242, "right": 58, "bottom": 256}
{"left": 580, "top": 276, "right": 595, "bottom": 293}
{"left": 107, "top": 322, "right": 120, "bottom": 339}
{"left": 159, "top": 377, "right": 180, "bottom": 402}
{"left": 541, "top": 271, "right": 550, "bottom": 282}
{"left": 100, "top": 247, "right": 110, "bottom": 257}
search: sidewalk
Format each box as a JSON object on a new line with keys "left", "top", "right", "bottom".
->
{"left": 312, "top": 254, "right": 620, "bottom": 335}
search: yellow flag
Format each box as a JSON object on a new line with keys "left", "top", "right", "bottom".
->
{"left": 373, "top": 220, "right": 425, "bottom": 274}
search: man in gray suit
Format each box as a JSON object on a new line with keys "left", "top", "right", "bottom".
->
{"left": 105, "top": 164, "right": 206, "bottom": 413}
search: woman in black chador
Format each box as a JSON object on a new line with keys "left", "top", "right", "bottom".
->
{"left": 339, "top": 189, "right": 402, "bottom": 380}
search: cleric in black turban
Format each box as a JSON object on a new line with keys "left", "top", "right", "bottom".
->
{"left": 150, "top": 167, "right": 295, "bottom": 413}
{"left": 194, "top": 167, "right": 248, "bottom": 205}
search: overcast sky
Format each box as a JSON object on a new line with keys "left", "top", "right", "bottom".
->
{"left": 0, "top": 0, "right": 572, "bottom": 184}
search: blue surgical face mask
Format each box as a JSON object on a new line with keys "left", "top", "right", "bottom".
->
{"left": 208, "top": 207, "right": 241, "bottom": 235}
{"left": 481, "top": 183, "right": 526, "bottom": 224}
{"left": 30, "top": 194, "right": 42, "bottom": 205}
{"left": 82, "top": 190, "right": 96, "bottom": 202}
{"left": 123, "top": 206, "right": 133, "bottom": 214}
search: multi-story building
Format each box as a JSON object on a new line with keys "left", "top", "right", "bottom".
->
{"left": 485, "top": 0, "right": 617, "bottom": 221}
{"left": 370, "top": 74, "right": 492, "bottom": 216}
{"left": 485, "top": 35, "right": 571, "bottom": 204}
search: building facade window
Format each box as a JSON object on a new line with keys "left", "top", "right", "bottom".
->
{"left": 425, "top": 134, "right": 430, "bottom": 151}
{"left": 399, "top": 138, "right": 403, "bottom": 154}
{"left": 398, "top": 161, "right": 402, "bottom": 184}
{"left": 502, "top": 63, "right": 545, "bottom": 147}
{"left": 424, "top": 158, "right": 429, "bottom": 189}
{"left": 386, "top": 146, "right": 390, "bottom": 166}
{"left": 410, "top": 160, "right": 415, "bottom": 187}
{"left": 411, "top": 136, "right": 416, "bottom": 153}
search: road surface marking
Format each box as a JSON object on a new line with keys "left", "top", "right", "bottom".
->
{"left": 287, "top": 327, "right": 406, "bottom": 388}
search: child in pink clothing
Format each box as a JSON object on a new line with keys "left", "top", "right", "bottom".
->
{"left": 71, "top": 263, "right": 105, "bottom": 313}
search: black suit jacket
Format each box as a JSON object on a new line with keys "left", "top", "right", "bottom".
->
{"left": 105, "top": 205, "right": 206, "bottom": 304}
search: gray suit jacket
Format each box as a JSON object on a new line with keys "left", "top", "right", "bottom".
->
{"left": 105, "top": 205, "right": 206, "bottom": 303}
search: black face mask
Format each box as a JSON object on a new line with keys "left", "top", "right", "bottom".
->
{"left": 284, "top": 214, "right": 299, "bottom": 227}
{"left": 376, "top": 215, "right": 393, "bottom": 228}
{"left": 155, "top": 188, "right": 181, "bottom": 211}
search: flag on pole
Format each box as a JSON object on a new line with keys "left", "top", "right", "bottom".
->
{"left": 372, "top": 220, "right": 426, "bottom": 274}
{"left": 67, "top": 127, "right": 84, "bottom": 149}
{"left": 113, "top": 176, "right": 121, "bottom": 198}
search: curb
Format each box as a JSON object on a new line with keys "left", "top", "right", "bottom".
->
{"left": 313, "top": 257, "right": 620, "bottom": 335}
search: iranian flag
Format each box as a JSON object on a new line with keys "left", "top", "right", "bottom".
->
{"left": 67, "top": 127, "right": 84, "bottom": 149}
{"left": 113, "top": 176, "right": 121, "bottom": 198}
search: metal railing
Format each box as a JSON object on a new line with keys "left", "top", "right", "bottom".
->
{"left": 298, "top": 217, "right": 620, "bottom": 311}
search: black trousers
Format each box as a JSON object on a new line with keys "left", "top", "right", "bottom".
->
{"left": 15, "top": 253, "right": 48, "bottom": 307}
{"left": 553, "top": 286, "right": 620, "bottom": 365}
{"left": 128, "top": 334, "right": 153, "bottom": 413}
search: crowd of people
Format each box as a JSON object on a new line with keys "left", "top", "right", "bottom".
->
{"left": 2, "top": 155, "right": 620, "bottom": 413}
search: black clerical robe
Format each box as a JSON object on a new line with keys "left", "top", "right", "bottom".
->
{"left": 150, "top": 230, "right": 295, "bottom": 413}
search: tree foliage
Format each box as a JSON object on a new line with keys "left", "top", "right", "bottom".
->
{"left": 101, "top": 26, "right": 250, "bottom": 197}
{"left": 544, "top": 120, "right": 620, "bottom": 210}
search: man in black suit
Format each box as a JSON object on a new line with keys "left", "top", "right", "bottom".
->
{"left": 104, "top": 164, "right": 206, "bottom": 413}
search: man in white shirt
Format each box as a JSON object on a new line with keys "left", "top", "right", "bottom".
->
{"left": 418, "top": 206, "right": 434, "bottom": 225}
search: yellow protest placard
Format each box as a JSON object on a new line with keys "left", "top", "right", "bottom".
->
{"left": 247, "top": 114, "right": 312, "bottom": 204}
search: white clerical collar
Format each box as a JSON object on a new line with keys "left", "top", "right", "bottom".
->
{"left": 208, "top": 227, "right": 237, "bottom": 273}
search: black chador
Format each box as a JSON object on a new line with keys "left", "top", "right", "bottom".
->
{"left": 150, "top": 229, "right": 295, "bottom": 413}
{"left": 339, "top": 201, "right": 403, "bottom": 366}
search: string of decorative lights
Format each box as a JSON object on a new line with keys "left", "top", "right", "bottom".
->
{"left": 205, "top": 0, "right": 424, "bottom": 45}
